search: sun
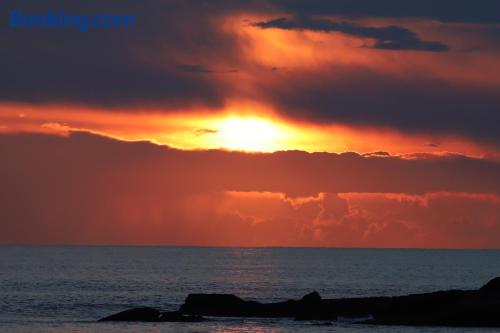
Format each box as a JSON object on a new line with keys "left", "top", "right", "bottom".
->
{"left": 213, "top": 117, "right": 288, "bottom": 152}
{"left": 154, "top": 111, "right": 330, "bottom": 152}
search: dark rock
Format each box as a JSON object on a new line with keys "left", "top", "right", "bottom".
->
{"left": 180, "top": 293, "right": 295, "bottom": 317}
{"left": 295, "top": 291, "right": 336, "bottom": 320}
{"left": 179, "top": 277, "right": 500, "bottom": 326}
{"left": 180, "top": 291, "right": 337, "bottom": 320}
{"left": 99, "top": 308, "right": 205, "bottom": 322}
{"left": 180, "top": 294, "right": 262, "bottom": 317}
{"left": 479, "top": 277, "right": 500, "bottom": 295}
{"left": 98, "top": 276, "right": 500, "bottom": 327}
{"left": 301, "top": 291, "right": 322, "bottom": 303}
{"left": 321, "top": 296, "right": 391, "bottom": 318}
{"left": 310, "top": 321, "right": 333, "bottom": 326}
{"left": 364, "top": 279, "right": 500, "bottom": 327}
{"left": 364, "top": 290, "right": 470, "bottom": 326}
{"left": 160, "top": 311, "right": 205, "bottom": 322}
{"left": 99, "top": 307, "right": 161, "bottom": 322}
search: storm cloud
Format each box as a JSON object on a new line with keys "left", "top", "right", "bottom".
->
{"left": 253, "top": 16, "right": 448, "bottom": 51}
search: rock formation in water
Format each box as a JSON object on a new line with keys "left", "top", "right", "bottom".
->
{"left": 98, "top": 307, "right": 204, "bottom": 322}
{"left": 179, "top": 291, "right": 329, "bottom": 319}
{"left": 99, "top": 276, "right": 500, "bottom": 327}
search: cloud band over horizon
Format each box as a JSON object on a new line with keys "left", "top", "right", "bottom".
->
{"left": 1, "top": 131, "right": 499, "bottom": 247}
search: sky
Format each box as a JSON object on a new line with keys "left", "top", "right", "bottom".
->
{"left": 1, "top": 0, "right": 499, "bottom": 247}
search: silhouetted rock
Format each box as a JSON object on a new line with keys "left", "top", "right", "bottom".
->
{"left": 180, "top": 277, "right": 500, "bottom": 326}
{"left": 98, "top": 277, "right": 500, "bottom": 327}
{"left": 99, "top": 308, "right": 204, "bottom": 322}
{"left": 364, "top": 277, "right": 500, "bottom": 327}
{"left": 295, "top": 291, "right": 336, "bottom": 320}
{"left": 301, "top": 291, "right": 322, "bottom": 303}
{"left": 180, "top": 294, "right": 260, "bottom": 316}
{"left": 479, "top": 276, "right": 500, "bottom": 295}
{"left": 99, "top": 307, "right": 161, "bottom": 322}
{"left": 180, "top": 291, "right": 337, "bottom": 320}
{"left": 159, "top": 311, "right": 204, "bottom": 322}
{"left": 321, "top": 296, "right": 391, "bottom": 318}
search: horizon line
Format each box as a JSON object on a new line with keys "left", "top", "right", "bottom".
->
{"left": 1, "top": 244, "right": 500, "bottom": 250}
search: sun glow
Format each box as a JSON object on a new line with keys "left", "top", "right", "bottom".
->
{"left": 0, "top": 102, "right": 491, "bottom": 156}
{"left": 212, "top": 117, "right": 290, "bottom": 152}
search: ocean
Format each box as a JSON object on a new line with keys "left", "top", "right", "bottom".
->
{"left": 1, "top": 246, "right": 500, "bottom": 332}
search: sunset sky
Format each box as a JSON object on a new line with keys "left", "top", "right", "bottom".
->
{"left": 1, "top": 0, "right": 499, "bottom": 247}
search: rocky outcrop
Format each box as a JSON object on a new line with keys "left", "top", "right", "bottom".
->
{"left": 479, "top": 276, "right": 500, "bottom": 295}
{"left": 98, "top": 307, "right": 204, "bottom": 322}
{"left": 365, "top": 289, "right": 500, "bottom": 327}
{"left": 179, "top": 291, "right": 335, "bottom": 320}
{"left": 99, "top": 277, "right": 500, "bottom": 327}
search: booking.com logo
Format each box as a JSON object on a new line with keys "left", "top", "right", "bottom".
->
{"left": 9, "top": 10, "right": 136, "bottom": 31}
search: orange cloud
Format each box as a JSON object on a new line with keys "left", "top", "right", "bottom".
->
{"left": 0, "top": 102, "right": 495, "bottom": 157}
{"left": 1, "top": 131, "right": 498, "bottom": 247}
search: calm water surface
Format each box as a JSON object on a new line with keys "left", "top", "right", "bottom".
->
{"left": 1, "top": 246, "right": 500, "bottom": 332}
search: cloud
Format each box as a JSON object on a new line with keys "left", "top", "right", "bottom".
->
{"left": 1, "top": 131, "right": 497, "bottom": 197}
{"left": 260, "top": 68, "right": 500, "bottom": 144}
{"left": 176, "top": 64, "right": 214, "bottom": 73}
{"left": 194, "top": 128, "right": 218, "bottom": 136}
{"left": 0, "top": 0, "right": 499, "bottom": 147}
{"left": 362, "top": 151, "right": 391, "bottom": 157}
{"left": 0, "top": 0, "right": 245, "bottom": 107}
{"left": 206, "top": 191, "right": 500, "bottom": 248}
{"left": 176, "top": 64, "right": 239, "bottom": 74}
{"left": 269, "top": 0, "right": 500, "bottom": 23}
{"left": 315, "top": 192, "right": 500, "bottom": 248}
{"left": 253, "top": 16, "right": 448, "bottom": 52}
{"left": 0, "top": 131, "right": 498, "bottom": 246}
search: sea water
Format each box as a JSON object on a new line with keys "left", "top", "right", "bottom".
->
{"left": 1, "top": 246, "right": 500, "bottom": 332}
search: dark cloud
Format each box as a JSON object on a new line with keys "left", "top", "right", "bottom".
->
{"left": 254, "top": 16, "right": 448, "bottom": 52}
{"left": 0, "top": 0, "right": 499, "bottom": 146}
{"left": 363, "top": 151, "right": 391, "bottom": 157}
{"left": 1, "top": 131, "right": 497, "bottom": 198}
{"left": 176, "top": 64, "right": 213, "bottom": 73}
{"left": 176, "top": 64, "right": 239, "bottom": 74}
{"left": 0, "top": 131, "right": 498, "bottom": 246}
{"left": 260, "top": 68, "right": 500, "bottom": 144}
{"left": 0, "top": 0, "right": 245, "bottom": 107}
{"left": 269, "top": 0, "right": 500, "bottom": 23}
{"left": 194, "top": 128, "right": 218, "bottom": 136}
